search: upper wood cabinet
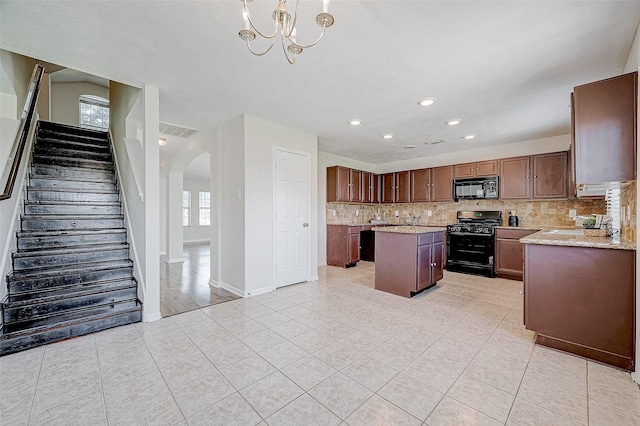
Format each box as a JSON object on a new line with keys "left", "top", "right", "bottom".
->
{"left": 532, "top": 152, "right": 567, "bottom": 199}
{"left": 410, "top": 169, "right": 430, "bottom": 202}
{"left": 500, "top": 152, "right": 567, "bottom": 200}
{"left": 431, "top": 166, "right": 454, "bottom": 202}
{"left": 362, "top": 172, "right": 379, "bottom": 204}
{"left": 349, "top": 169, "right": 362, "bottom": 202}
{"left": 326, "top": 166, "right": 351, "bottom": 202}
{"left": 574, "top": 71, "right": 637, "bottom": 184}
{"left": 453, "top": 160, "right": 498, "bottom": 178}
{"left": 500, "top": 156, "right": 531, "bottom": 199}
{"left": 382, "top": 171, "right": 411, "bottom": 203}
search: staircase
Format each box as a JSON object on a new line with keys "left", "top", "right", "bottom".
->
{"left": 0, "top": 121, "right": 142, "bottom": 356}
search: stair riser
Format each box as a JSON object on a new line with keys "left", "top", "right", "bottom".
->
{"left": 31, "top": 165, "right": 114, "bottom": 182}
{"left": 7, "top": 279, "right": 136, "bottom": 304}
{"left": 27, "top": 190, "right": 119, "bottom": 203}
{"left": 21, "top": 218, "right": 124, "bottom": 231}
{"left": 34, "top": 147, "right": 112, "bottom": 162}
{"left": 32, "top": 155, "right": 113, "bottom": 170}
{"left": 8, "top": 267, "right": 133, "bottom": 294}
{"left": 24, "top": 204, "right": 121, "bottom": 216}
{"left": 28, "top": 179, "right": 117, "bottom": 192}
{"left": 3, "top": 300, "right": 139, "bottom": 333}
{"left": 3, "top": 287, "right": 137, "bottom": 324}
{"left": 17, "top": 232, "right": 127, "bottom": 250}
{"left": 38, "top": 123, "right": 109, "bottom": 141}
{"left": 37, "top": 138, "right": 110, "bottom": 153}
{"left": 0, "top": 308, "right": 141, "bottom": 357}
{"left": 13, "top": 249, "right": 129, "bottom": 271}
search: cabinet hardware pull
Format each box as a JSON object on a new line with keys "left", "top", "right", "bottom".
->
{"left": 302, "top": 223, "right": 309, "bottom": 227}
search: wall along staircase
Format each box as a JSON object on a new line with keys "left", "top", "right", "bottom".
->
{"left": 0, "top": 121, "right": 142, "bottom": 356}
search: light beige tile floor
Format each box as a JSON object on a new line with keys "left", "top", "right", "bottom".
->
{"left": 2, "top": 262, "right": 640, "bottom": 425}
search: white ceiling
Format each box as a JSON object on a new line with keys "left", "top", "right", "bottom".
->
{"left": 2, "top": 1, "right": 640, "bottom": 166}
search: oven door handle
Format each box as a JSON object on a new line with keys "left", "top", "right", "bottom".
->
{"left": 448, "top": 231, "right": 494, "bottom": 237}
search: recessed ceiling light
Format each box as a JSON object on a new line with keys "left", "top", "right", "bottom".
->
{"left": 159, "top": 138, "right": 167, "bottom": 146}
{"left": 349, "top": 119, "right": 361, "bottom": 126}
{"left": 447, "top": 119, "right": 461, "bottom": 126}
{"left": 418, "top": 98, "right": 436, "bottom": 107}
{"left": 383, "top": 134, "right": 393, "bottom": 139}
{"left": 403, "top": 145, "right": 416, "bottom": 149}
{"left": 463, "top": 134, "right": 475, "bottom": 140}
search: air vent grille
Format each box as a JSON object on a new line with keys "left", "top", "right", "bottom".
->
{"left": 159, "top": 121, "right": 199, "bottom": 138}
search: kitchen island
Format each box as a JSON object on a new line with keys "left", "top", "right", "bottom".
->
{"left": 521, "top": 229, "right": 636, "bottom": 370}
{"left": 374, "top": 226, "right": 446, "bottom": 297}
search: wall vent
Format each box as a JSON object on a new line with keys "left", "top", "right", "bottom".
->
{"left": 159, "top": 121, "right": 199, "bottom": 138}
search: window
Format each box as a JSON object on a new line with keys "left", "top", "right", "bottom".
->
{"left": 199, "top": 191, "right": 211, "bottom": 226}
{"left": 79, "top": 95, "right": 109, "bottom": 131}
{"left": 182, "top": 190, "right": 191, "bottom": 227}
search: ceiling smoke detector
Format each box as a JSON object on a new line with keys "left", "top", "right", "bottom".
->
{"left": 426, "top": 139, "right": 445, "bottom": 145}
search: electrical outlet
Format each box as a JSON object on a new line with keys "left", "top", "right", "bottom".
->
{"left": 427, "top": 210, "right": 432, "bottom": 217}
{"left": 355, "top": 210, "right": 359, "bottom": 216}
{"left": 569, "top": 209, "right": 576, "bottom": 218}
{"left": 332, "top": 209, "right": 336, "bottom": 216}
{"left": 395, "top": 210, "right": 399, "bottom": 217}
{"left": 627, "top": 205, "right": 631, "bottom": 221}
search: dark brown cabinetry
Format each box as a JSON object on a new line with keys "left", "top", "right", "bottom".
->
{"left": 326, "top": 166, "right": 350, "bottom": 202}
{"left": 431, "top": 166, "right": 454, "bottom": 202}
{"left": 574, "top": 71, "right": 637, "bottom": 184}
{"left": 499, "top": 152, "right": 567, "bottom": 200}
{"left": 453, "top": 160, "right": 498, "bottom": 178}
{"left": 410, "top": 169, "right": 430, "bottom": 202}
{"left": 495, "top": 228, "right": 538, "bottom": 280}
{"left": 362, "top": 172, "right": 379, "bottom": 203}
{"left": 375, "top": 230, "right": 445, "bottom": 297}
{"left": 524, "top": 243, "right": 635, "bottom": 370}
{"left": 349, "top": 169, "right": 362, "bottom": 202}
{"left": 382, "top": 171, "right": 410, "bottom": 203}
{"left": 327, "top": 225, "right": 362, "bottom": 267}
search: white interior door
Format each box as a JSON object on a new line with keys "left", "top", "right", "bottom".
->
{"left": 274, "top": 149, "right": 309, "bottom": 288}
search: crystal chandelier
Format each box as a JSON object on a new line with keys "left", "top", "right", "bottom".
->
{"left": 238, "top": 0, "right": 334, "bottom": 65}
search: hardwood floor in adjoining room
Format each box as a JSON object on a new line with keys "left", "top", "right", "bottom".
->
{"left": 160, "top": 242, "right": 239, "bottom": 317}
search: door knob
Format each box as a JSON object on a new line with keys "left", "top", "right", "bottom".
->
{"left": 303, "top": 223, "right": 309, "bottom": 227}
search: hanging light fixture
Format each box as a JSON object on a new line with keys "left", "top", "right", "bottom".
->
{"left": 238, "top": 0, "right": 334, "bottom": 65}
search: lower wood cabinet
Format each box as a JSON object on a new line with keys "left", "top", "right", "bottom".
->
{"left": 375, "top": 230, "right": 444, "bottom": 297}
{"left": 495, "top": 228, "right": 538, "bottom": 280}
{"left": 327, "top": 225, "right": 363, "bottom": 267}
{"left": 524, "top": 243, "right": 635, "bottom": 371}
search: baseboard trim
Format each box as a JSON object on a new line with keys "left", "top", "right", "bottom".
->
{"left": 142, "top": 311, "right": 162, "bottom": 322}
{"left": 310, "top": 275, "right": 319, "bottom": 282}
{"left": 184, "top": 239, "right": 210, "bottom": 245}
{"left": 164, "top": 258, "right": 185, "bottom": 264}
{"left": 246, "top": 286, "right": 275, "bottom": 297}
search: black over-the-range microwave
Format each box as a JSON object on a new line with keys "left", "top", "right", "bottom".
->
{"left": 453, "top": 176, "right": 499, "bottom": 201}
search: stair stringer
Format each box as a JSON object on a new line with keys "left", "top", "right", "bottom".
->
{"left": 106, "top": 129, "right": 157, "bottom": 322}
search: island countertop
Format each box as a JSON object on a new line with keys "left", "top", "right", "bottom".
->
{"left": 520, "top": 229, "right": 636, "bottom": 251}
{"left": 373, "top": 226, "right": 446, "bottom": 234}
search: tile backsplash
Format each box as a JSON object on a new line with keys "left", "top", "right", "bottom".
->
{"left": 327, "top": 198, "right": 607, "bottom": 229}
{"left": 620, "top": 180, "right": 637, "bottom": 242}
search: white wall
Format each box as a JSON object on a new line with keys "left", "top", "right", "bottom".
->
{"left": 159, "top": 169, "right": 167, "bottom": 255}
{"left": 0, "top": 50, "right": 37, "bottom": 305}
{"left": 183, "top": 178, "right": 211, "bottom": 244}
{"left": 51, "top": 81, "right": 108, "bottom": 126}
{"left": 244, "top": 115, "right": 319, "bottom": 294}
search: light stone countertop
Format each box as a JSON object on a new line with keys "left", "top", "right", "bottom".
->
{"left": 374, "top": 226, "right": 447, "bottom": 234}
{"left": 520, "top": 229, "right": 636, "bottom": 250}
{"left": 494, "top": 225, "right": 543, "bottom": 231}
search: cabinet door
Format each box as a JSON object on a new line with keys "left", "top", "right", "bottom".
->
{"left": 362, "top": 172, "right": 372, "bottom": 203}
{"left": 416, "top": 243, "right": 433, "bottom": 291}
{"left": 431, "top": 166, "right": 453, "bottom": 201}
{"left": 348, "top": 232, "right": 360, "bottom": 264}
{"left": 371, "top": 174, "right": 380, "bottom": 203}
{"left": 499, "top": 156, "right": 530, "bottom": 199}
{"left": 381, "top": 173, "right": 395, "bottom": 203}
{"left": 568, "top": 93, "right": 577, "bottom": 199}
{"left": 410, "top": 168, "right": 430, "bottom": 202}
{"left": 349, "top": 169, "right": 363, "bottom": 202}
{"left": 395, "top": 171, "right": 411, "bottom": 203}
{"left": 476, "top": 160, "right": 498, "bottom": 176}
{"left": 496, "top": 238, "right": 526, "bottom": 280}
{"left": 574, "top": 71, "right": 637, "bottom": 184}
{"left": 326, "top": 166, "right": 350, "bottom": 202}
{"left": 431, "top": 241, "right": 444, "bottom": 282}
{"left": 453, "top": 162, "right": 475, "bottom": 178}
{"left": 533, "top": 152, "right": 567, "bottom": 198}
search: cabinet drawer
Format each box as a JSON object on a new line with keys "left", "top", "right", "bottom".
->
{"left": 418, "top": 233, "right": 434, "bottom": 246}
{"left": 348, "top": 226, "right": 363, "bottom": 234}
{"left": 495, "top": 228, "right": 539, "bottom": 240}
